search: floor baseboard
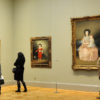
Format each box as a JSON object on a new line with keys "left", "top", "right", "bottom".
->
{"left": 25, "top": 81, "right": 100, "bottom": 92}
{"left": 4, "top": 80, "right": 100, "bottom": 92}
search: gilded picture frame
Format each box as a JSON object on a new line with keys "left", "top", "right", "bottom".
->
{"left": 31, "top": 37, "right": 51, "bottom": 68}
{"left": 71, "top": 15, "right": 100, "bottom": 70}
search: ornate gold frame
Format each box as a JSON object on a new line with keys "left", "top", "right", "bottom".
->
{"left": 30, "top": 36, "right": 51, "bottom": 68}
{"left": 71, "top": 15, "right": 100, "bottom": 70}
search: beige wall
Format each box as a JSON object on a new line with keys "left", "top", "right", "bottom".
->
{"left": 0, "top": 0, "right": 13, "bottom": 81}
{"left": 1, "top": 0, "right": 100, "bottom": 86}
{"left": 13, "top": 0, "right": 100, "bottom": 86}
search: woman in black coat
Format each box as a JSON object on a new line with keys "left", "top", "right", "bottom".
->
{"left": 14, "top": 52, "right": 27, "bottom": 92}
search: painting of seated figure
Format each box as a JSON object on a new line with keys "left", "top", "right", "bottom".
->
{"left": 79, "top": 29, "right": 98, "bottom": 62}
{"left": 71, "top": 16, "right": 100, "bottom": 70}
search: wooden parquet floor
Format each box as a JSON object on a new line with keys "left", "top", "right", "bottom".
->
{"left": 0, "top": 85, "right": 99, "bottom": 100}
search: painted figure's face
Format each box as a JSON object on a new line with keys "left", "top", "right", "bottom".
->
{"left": 90, "top": 35, "right": 93, "bottom": 39}
{"left": 39, "top": 44, "right": 42, "bottom": 48}
{"left": 85, "top": 31, "right": 89, "bottom": 36}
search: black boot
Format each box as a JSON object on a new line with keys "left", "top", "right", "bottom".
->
{"left": 0, "top": 86, "right": 1, "bottom": 94}
{"left": 22, "top": 81, "right": 27, "bottom": 92}
{"left": 16, "top": 82, "right": 21, "bottom": 92}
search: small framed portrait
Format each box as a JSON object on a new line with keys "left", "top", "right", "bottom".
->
{"left": 71, "top": 15, "right": 100, "bottom": 70}
{"left": 30, "top": 36, "right": 51, "bottom": 68}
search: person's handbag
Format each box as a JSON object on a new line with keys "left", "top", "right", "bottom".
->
{"left": 0, "top": 75, "right": 4, "bottom": 85}
{"left": 12, "top": 68, "right": 17, "bottom": 73}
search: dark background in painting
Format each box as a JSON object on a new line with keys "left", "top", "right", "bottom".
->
{"left": 33, "top": 40, "right": 49, "bottom": 60}
{"left": 76, "top": 20, "right": 100, "bottom": 57}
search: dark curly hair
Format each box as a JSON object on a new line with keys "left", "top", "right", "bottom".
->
{"left": 84, "top": 29, "right": 91, "bottom": 36}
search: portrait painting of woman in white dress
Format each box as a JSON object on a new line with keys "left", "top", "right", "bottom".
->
{"left": 79, "top": 29, "right": 98, "bottom": 61}
{"left": 72, "top": 16, "right": 100, "bottom": 70}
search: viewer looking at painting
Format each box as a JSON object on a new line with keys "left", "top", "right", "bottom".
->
{"left": 97, "top": 57, "right": 100, "bottom": 80}
{"left": 0, "top": 64, "right": 4, "bottom": 94}
{"left": 79, "top": 29, "right": 98, "bottom": 61}
{"left": 13, "top": 52, "right": 27, "bottom": 92}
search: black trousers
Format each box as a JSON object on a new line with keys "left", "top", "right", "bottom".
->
{"left": 17, "top": 80, "right": 27, "bottom": 91}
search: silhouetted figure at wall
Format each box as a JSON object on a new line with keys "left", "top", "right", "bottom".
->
{"left": 0, "top": 64, "right": 4, "bottom": 94}
{"left": 14, "top": 52, "right": 27, "bottom": 92}
{"left": 0, "top": 64, "right": 1, "bottom": 94}
{"left": 94, "top": 30, "right": 100, "bottom": 57}
{"left": 97, "top": 57, "right": 100, "bottom": 80}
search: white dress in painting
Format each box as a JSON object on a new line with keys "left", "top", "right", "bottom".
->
{"left": 79, "top": 35, "right": 98, "bottom": 61}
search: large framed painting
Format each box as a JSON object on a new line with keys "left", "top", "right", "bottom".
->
{"left": 31, "top": 37, "right": 51, "bottom": 68}
{"left": 71, "top": 15, "right": 100, "bottom": 70}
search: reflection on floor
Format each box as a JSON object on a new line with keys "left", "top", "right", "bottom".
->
{"left": 0, "top": 85, "right": 99, "bottom": 100}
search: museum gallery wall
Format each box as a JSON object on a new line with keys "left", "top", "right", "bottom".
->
{"left": 30, "top": 16, "right": 100, "bottom": 71}
{"left": 0, "top": 0, "right": 100, "bottom": 88}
